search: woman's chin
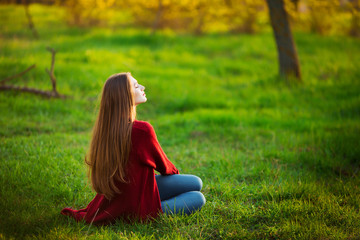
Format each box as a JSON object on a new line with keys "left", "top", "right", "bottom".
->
{"left": 135, "top": 99, "right": 147, "bottom": 106}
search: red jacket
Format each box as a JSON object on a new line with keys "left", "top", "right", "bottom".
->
{"left": 61, "top": 121, "right": 179, "bottom": 224}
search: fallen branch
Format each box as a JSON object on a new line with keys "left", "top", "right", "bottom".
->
{"left": 0, "top": 64, "right": 36, "bottom": 85}
{"left": 0, "top": 47, "right": 67, "bottom": 99}
{"left": 0, "top": 85, "right": 66, "bottom": 98}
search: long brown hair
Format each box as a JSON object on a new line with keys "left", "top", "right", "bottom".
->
{"left": 85, "top": 72, "right": 136, "bottom": 200}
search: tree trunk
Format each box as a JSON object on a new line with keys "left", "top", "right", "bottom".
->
{"left": 151, "top": 0, "right": 163, "bottom": 34}
{"left": 23, "top": 0, "right": 39, "bottom": 39}
{"left": 266, "top": 0, "right": 301, "bottom": 81}
{"left": 194, "top": 5, "right": 205, "bottom": 35}
{"left": 349, "top": 0, "right": 360, "bottom": 37}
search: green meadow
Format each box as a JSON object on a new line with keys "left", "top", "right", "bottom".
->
{"left": 1, "top": 4, "right": 360, "bottom": 239}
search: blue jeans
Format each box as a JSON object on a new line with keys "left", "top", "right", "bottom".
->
{"left": 155, "top": 174, "right": 206, "bottom": 215}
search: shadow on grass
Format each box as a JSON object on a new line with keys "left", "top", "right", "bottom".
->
{"left": 0, "top": 208, "right": 69, "bottom": 239}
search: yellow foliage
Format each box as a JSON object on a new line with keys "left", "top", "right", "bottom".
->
{"left": 123, "top": 0, "right": 266, "bottom": 34}
{"left": 306, "top": 0, "right": 339, "bottom": 35}
{"left": 62, "top": 0, "right": 359, "bottom": 38}
{"left": 283, "top": 0, "right": 298, "bottom": 20}
{"left": 283, "top": 0, "right": 359, "bottom": 37}
{"left": 64, "top": 0, "right": 116, "bottom": 26}
{"left": 222, "top": 0, "right": 265, "bottom": 34}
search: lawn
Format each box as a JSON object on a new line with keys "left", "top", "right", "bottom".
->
{"left": 0, "top": 4, "right": 360, "bottom": 239}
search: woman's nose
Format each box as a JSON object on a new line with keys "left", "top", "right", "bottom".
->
{"left": 140, "top": 85, "right": 145, "bottom": 91}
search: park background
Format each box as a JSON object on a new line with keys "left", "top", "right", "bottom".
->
{"left": 0, "top": 0, "right": 360, "bottom": 239}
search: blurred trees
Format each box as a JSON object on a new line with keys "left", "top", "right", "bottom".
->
{"left": 3, "top": 0, "right": 359, "bottom": 37}
{"left": 286, "top": 0, "right": 359, "bottom": 36}
{"left": 64, "top": 0, "right": 116, "bottom": 26}
{"left": 22, "top": 0, "right": 39, "bottom": 38}
{"left": 119, "top": 0, "right": 266, "bottom": 34}
{"left": 223, "top": 0, "right": 265, "bottom": 34}
{"left": 0, "top": 0, "right": 55, "bottom": 4}
{"left": 307, "top": 0, "right": 340, "bottom": 35}
{"left": 62, "top": 0, "right": 267, "bottom": 34}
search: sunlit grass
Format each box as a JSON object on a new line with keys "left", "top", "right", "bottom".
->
{"left": 0, "top": 4, "right": 360, "bottom": 239}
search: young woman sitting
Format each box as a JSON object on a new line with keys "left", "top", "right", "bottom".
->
{"left": 61, "top": 73, "right": 205, "bottom": 224}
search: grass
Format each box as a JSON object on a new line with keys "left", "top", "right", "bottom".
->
{"left": 1, "top": 4, "right": 360, "bottom": 239}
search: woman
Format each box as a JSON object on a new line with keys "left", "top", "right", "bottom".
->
{"left": 61, "top": 73, "right": 205, "bottom": 224}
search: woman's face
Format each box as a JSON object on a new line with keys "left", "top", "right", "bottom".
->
{"left": 130, "top": 75, "right": 147, "bottom": 105}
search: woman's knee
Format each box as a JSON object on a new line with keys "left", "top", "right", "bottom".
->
{"left": 196, "top": 191, "right": 206, "bottom": 207}
{"left": 156, "top": 174, "right": 203, "bottom": 198}
{"left": 162, "top": 191, "right": 206, "bottom": 215}
{"left": 192, "top": 175, "right": 203, "bottom": 191}
{"left": 181, "top": 174, "right": 203, "bottom": 191}
{"left": 186, "top": 191, "right": 206, "bottom": 208}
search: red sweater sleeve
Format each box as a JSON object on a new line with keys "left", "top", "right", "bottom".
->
{"left": 137, "top": 122, "right": 179, "bottom": 175}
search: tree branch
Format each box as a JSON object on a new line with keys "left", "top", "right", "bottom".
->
{"left": 45, "top": 47, "right": 58, "bottom": 95}
{"left": 0, "top": 64, "right": 36, "bottom": 85}
{"left": 0, "top": 85, "right": 66, "bottom": 98}
{"left": 0, "top": 47, "right": 68, "bottom": 99}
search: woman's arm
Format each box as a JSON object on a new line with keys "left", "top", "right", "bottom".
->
{"left": 137, "top": 121, "right": 179, "bottom": 175}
